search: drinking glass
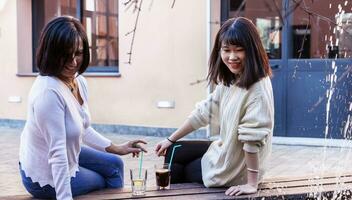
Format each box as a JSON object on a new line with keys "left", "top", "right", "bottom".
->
{"left": 155, "top": 163, "right": 171, "bottom": 190}
{"left": 130, "top": 168, "right": 147, "bottom": 196}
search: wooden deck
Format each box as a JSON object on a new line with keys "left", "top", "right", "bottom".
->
{"left": 4, "top": 173, "right": 352, "bottom": 199}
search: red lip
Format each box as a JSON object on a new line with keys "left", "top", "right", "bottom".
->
{"left": 229, "top": 63, "right": 241, "bottom": 69}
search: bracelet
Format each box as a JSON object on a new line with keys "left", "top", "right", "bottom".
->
{"left": 247, "top": 168, "right": 259, "bottom": 173}
{"left": 166, "top": 137, "right": 176, "bottom": 144}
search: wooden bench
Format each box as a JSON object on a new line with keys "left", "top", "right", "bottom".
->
{"left": 5, "top": 174, "right": 352, "bottom": 199}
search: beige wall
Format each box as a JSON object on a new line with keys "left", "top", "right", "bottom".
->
{"left": 0, "top": 0, "right": 212, "bottom": 129}
{"left": 0, "top": 0, "right": 33, "bottom": 120}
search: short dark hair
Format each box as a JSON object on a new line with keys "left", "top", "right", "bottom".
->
{"left": 207, "top": 17, "right": 272, "bottom": 89}
{"left": 36, "top": 16, "right": 90, "bottom": 76}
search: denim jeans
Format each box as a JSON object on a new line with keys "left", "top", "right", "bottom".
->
{"left": 20, "top": 146, "right": 124, "bottom": 199}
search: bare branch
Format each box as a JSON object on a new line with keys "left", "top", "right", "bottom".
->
{"left": 292, "top": 0, "right": 351, "bottom": 36}
{"left": 292, "top": 0, "right": 309, "bottom": 78}
{"left": 284, "top": 0, "right": 302, "bottom": 19}
{"left": 171, "top": 0, "right": 176, "bottom": 8}
{"left": 133, "top": 2, "right": 141, "bottom": 13}
{"left": 189, "top": 78, "right": 207, "bottom": 86}
{"left": 271, "top": 0, "right": 284, "bottom": 25}
{"left": 125, "top": 28, "right": 136, "bottom": 36}
{"left": 124, "top": 0, "right": 143, "bottom": 64}
{"left": 234, "top": 0, "right": 246, "bottom": 18}
{"left": 124, "top": 0, "right": 137, "bottom": 11}
{"left": 297, "top": 15, "right": 311, "bottom": 59}
{"left": 148, "top": 0, "right": 154, "bottom": 11}
{"left": 123, "top": 0, "right": 133, "bottom": 6}
{"left": 209, "top": 21, "right": 220, "bottom": 25}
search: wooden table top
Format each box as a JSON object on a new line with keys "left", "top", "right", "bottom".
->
{"left": 5, "top": 173, "right": 352, "bottom": 199}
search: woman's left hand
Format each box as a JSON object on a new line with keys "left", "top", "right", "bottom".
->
{"left": 106, "top": 140, "right": 147, "bottom": 157}
{"left": 225, "top": 184, "right": 257, "bottom": 196}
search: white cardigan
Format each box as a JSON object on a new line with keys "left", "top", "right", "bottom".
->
{"left": 188, "top": 76, "right": 274, "bottom": 187}
{"left": 19, "top": 75, "right": 111, "bottom": 200}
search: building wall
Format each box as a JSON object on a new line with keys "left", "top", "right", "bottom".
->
{"left": 0, "top": 0, "right": 32, "bottom": 120}
{"left": 0, "top": 0, "right": 211, "bottom": 129}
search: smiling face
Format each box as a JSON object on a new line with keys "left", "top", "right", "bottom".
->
{"left": 60, "top": 37, "right": 84, "bottom": 80}
{"left": 208, "top": 17, "right": 271, "bottom": 89}
{"left": 220, "top": 43, "right": 246, "bottom": 75}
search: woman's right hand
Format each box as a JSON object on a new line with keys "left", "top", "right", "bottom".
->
{"left": 155, "top": 139, "right": 173, "bottom": 156}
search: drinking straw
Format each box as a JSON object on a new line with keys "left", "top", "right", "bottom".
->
{"left": 138, "top": 151, "right": 144, "bottom": 178}
{"left": 168, "top": 144, "right": 182, "bottom": 171}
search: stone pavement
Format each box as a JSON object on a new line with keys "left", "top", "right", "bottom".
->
{"left": 0, "top": 127, "right": 352, "bottom": 197}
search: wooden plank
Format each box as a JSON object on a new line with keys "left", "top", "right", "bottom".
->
{"left": 5, "top": 175, "right": 352, "bottom": 200}
{"left": 75, "top": 187, "right": 227, "bottom": 200}
{"left": 75, "top": 181, "right": 352, "bottom": 200}
{"left": 0, "top": 196, "right": 35, "bottom": 200}
{"left": 81, "top": 183, "right": 204, "bottom": 195}
{"left": 75, "top": 183, "right": 352, "bottom": 200}
{"left": 98, "top": 183, "right": 352, "bottom": 200}
{"left": 0, "top": 184, "right": 205, "bottom": 200}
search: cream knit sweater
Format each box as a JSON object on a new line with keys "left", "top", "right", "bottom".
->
{"left": 188, "top": 76, "right": 274, "bottom": 187}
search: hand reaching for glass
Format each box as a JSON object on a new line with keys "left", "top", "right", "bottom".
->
{"left": 154, "top": 139, "right": 173, "bottom": 156}
{"left": 106, "top": 139, "right": 147, "bottom": 157}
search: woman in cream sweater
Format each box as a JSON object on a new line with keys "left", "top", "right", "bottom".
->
{"left": 155, "top": 17, "right": 274, "bottom": 196}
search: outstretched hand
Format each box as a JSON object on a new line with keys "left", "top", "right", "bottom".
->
{"left": 225, "top": 184, "right": 257, "bottom": 196}
{"left": 155, "top": 139, "right": 173, "bottom": 156}
{"left": 123, "top": 140, "right": 148, "bottom": 157}
{"left": 107, "top": 140, "right": 147, "bottom": 157}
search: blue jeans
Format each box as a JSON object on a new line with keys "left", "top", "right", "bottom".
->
{"left": 20, "top": 146, "right": 124, "bottom": 199}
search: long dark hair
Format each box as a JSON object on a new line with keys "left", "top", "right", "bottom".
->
{"left": 207, "top": 17, "right": 271, "bottom": 89}
{"left": 36, "top": 16, "right": 90, "bottom": 76}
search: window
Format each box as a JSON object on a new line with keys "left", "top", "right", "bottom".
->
{"left": 32, "top": 0, "right": 119, "bottom": 73}
{"left": 290, "top": 0, "right": 352, "bottom": 59}
{"left": 222, "top": 0, "right": 283, "bottom": 59}
{"left": 222, "top": 0, "right": 352, "bottom": 60}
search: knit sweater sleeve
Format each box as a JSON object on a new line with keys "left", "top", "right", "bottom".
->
{"left": 83, "top": 127, "right": 111, "bottom": 152}
{"left": 33, "top": 89, "right": 72, "bottom": 200}
{"left": 188, "top": 85, "right": 222, "bottom": 130}
{"left": 238, "top": 95, "right": 273, "bottom": 153}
